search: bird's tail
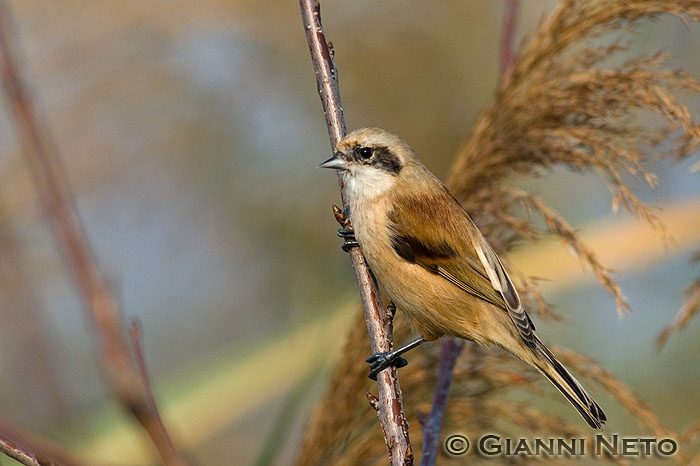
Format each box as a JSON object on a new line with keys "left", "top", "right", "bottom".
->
{"left": 533, "top": 338, "right": 607, "bottom": 430}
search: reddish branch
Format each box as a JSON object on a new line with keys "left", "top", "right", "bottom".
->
{"left": 0, "top": 435, "right": 54, "bottom": 466}
{"left": 129, "top": 319, "right": 182, "bottom": 462}
{"left": 500, "top": 0, "right": 520, "bottom": 88}
{"left": 0, "top": 417, "right": 88, "bottom": 466}
{"left": 0, "top": 2, "right": 188, "bottom": 465}
{"left": 299, "top": 1, "right": 413, "bottom": 465}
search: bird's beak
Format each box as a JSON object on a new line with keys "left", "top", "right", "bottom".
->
{"left": 319, "top": 152, "right": 348, "bottom": 170}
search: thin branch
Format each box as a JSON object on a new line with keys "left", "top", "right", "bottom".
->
{"left": 500, "top": 0, "right": 520, "bottom": 89}
{"left": 0, "top": 435, "right": 50, "bottom": 466}
{"left": 0, "top": 417, "right": 89, "bottom": 466}
{"left": 299, "top": 1, "right": 413, "bottom": 465}
{"left": 0, "top": 3, "right": 188, "bottom": 465}
{"left": 419, "top": 338, "right": 464, "bottom": 466}
{"left": 128, "top": 320, "right": 184, "bottom": 462}
{"left": 129, "top": 320, "right": 158, "bottom": 413}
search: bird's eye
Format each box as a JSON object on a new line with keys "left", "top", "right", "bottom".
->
{"left": 358, "top": 147, "right": 373, "bottom": 159}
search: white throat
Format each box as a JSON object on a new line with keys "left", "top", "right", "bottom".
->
{"left": 343, "top": 165, "right": 396, "bottom": 204}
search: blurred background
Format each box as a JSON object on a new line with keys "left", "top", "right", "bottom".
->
{"left": 0, "top": 0, "right": 698, "bottom": 465}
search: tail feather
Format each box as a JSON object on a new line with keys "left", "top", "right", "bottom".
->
{"left": 534, "top": 339, "right": 607, "bottom": 430}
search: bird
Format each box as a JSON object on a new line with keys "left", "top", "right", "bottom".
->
{"left": 320, "top": 127, "right": 607, "bottom": 430}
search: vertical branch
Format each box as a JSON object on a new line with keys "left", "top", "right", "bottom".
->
{"left": 500, "top": 0, "right": 520, "bottom": 89}
{"left": 419, "top": 338, "right": 464, "bottom": 466}
{"left": 299, "top": 1, "right": 413, "bottom": 465}
{"left": 0, "top": 3, "right": 188, "bottom": 465}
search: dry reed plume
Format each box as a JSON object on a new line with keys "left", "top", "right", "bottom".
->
{"left": 657, "top": 252, "right": 700, "bottom": 348}
{"left": 297, "top": 1, "right": 700, "bottom": 465}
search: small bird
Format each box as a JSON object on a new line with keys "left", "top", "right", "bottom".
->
{"left": 320, "top": 127, "right": 606, "bottom": 430}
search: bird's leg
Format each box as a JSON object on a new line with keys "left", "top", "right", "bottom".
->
{"left": 366, "top": 336, "right": 425, "bottom": 380}
{"left": 337, "top": 226, "right": 360, "bottom": 252}
{"left": 332, "top": 204, "right": 359, "bottom": 252}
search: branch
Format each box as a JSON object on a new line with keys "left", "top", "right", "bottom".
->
{"left": 419, "top": 338, "right": 464, "bottom": 466}
{"left": 0, "top": 435, "right": 53, "bottom": 466}
{"left": 128, "top": 320, "right": 184, "bottom": 461}
{"left": 299, "top": 1, "right": 413, "bottom": 465}
{"left": 500, "top": 0, "right": 520, "bottom": 89}
{"left": 0, "top": 417, "right": 88, "bottom": 466}
{"left": 0, "top": 3, "right": 189, "bottom": 465}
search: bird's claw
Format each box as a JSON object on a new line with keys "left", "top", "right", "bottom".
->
{"left": 365, "top": 352, "right": 408, "bottom": 380}
{"left": 341, "top": 241, "right": 360, "bottom": 252}
{"left": 338, "top": 227, "right": 359, "bottom": 252}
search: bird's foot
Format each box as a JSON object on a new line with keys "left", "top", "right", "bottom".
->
{"left": 366, "top": 351, "right": 408, "bottom": 380}
{"left": 337, "top": 227, "right": 359, "bottom": 252}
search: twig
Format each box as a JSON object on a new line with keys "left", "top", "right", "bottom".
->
{"left": 128, "top": 320, "right": 184, "bottom": 462}
{"left": 419, "top": 338, "right": 464, "bottom": 466}
{"left": 129, "top": 320, "right": 158, "bottom": 413}
{"left": 0, "top": 417, "right": 88, "bottom": 466}
{"left": 500, "top": 0, "right": 520, "bottom": 89}
{"left": 0, "top": 3, "right": 189, "bottom": 465}
{"left": 0, "top": 435, "right": 51, "bottom": 466}
{"left": 299, "top": 1, "right": 413, "bottom": 465}
{"left": 366, "top": 392, "right": 380, "bottom": 411}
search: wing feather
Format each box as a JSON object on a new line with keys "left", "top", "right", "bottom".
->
{"left": 387, "top": 191, "right": 536, "bottom": 349}
{"left": 436, "top": 267, "right": 502, "bottom": 308}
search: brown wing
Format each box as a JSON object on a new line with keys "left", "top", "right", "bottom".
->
{"left": 387, "top": 190, "right": 537, "bottom": 349}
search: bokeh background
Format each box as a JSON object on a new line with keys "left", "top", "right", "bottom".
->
{"left": 0, "top": 1, "right": 698, "bottom": 465}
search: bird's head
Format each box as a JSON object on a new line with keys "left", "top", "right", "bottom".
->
{"left": 320, "top": 127, "right": 417, "bottom": 199}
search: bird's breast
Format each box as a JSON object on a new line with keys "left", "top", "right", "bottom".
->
{"left": 347, "top": 192, "right": 488, "bottom": 342}
{"left": 348, "top": 195, "right": 458, "bottom": 339}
